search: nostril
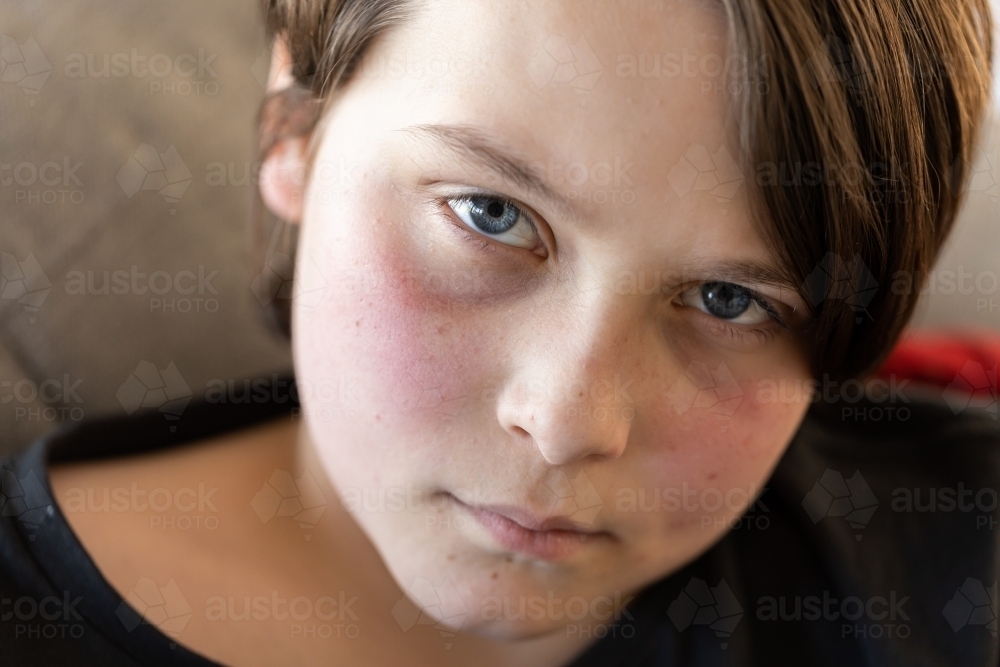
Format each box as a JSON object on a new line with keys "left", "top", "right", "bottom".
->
{"left": 511, "top": 425, "right": 531, "bottom": 438}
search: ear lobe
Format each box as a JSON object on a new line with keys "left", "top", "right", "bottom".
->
{"left": 259, "top": 136, "right": 307, "bottom": 223}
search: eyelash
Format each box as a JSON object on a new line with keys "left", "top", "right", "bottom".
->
{"left": 436, "top": 192, "right": 544, "bottom": 257}
{"left": 433, "top": 191, "right": 789, "bottom": 345}
{"left": 713, "top": 318, "right": 777, "bottom": 346}
{"left": 685, "top": 285, "right": 788, "bottom": 346}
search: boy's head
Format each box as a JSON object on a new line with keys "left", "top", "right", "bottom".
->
{"left": 254, "top": 0, "right": 992, "bottom": 639}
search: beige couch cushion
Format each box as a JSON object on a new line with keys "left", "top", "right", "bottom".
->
{"left": 0, "top": 0, "right": 290, "bottom": 454}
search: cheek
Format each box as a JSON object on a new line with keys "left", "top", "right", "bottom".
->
{"left": 293, "top": 186, "right": 494, "bottom": 478}
{"left": 356, "top": 249, "right": 486, "bottom": 432}
{"left": 630, "top": 372, "right": 810, "bottom": 535}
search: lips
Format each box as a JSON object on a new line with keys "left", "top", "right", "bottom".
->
{"left": 447, "top": 493, "right": 612, "bottom": 561}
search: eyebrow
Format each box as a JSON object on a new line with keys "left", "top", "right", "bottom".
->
{"left": 690, "top": 259, "right": 797, "bottom": 289}
{"left": 399, "top": 123, "right": 579, "bottom": 219}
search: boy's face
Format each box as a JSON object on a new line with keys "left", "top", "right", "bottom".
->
{"left": 288, "top": 0, "right": 813, "bottom": 639}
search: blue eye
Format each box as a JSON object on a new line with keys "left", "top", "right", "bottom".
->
{"left": 702, "top": 282, "right": 751, "bottom": 318}
{"left": 681, "top": 281, "right": 775, "bottom": 326}
{"left": 447, "top": 195, "right": 539, "bottom": 249}
{"left": 462, "top": 196, "right": 519, "bottom": 233}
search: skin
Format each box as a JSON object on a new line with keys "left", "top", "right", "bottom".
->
{"left": 49, "top": 1, "right": 815, "bottom": 665}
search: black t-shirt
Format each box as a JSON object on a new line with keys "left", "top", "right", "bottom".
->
{"left": 0, "top": 373, "right": 998, "bottom": 666}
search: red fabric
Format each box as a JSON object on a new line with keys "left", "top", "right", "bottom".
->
{"left": 875, "top": 331, "right": 1000, "bottom": 393}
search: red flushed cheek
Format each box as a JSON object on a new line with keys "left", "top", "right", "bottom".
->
{"left": 622, "top": 378, "right": 806, "bottom": 540}
{"left": 353, "top": 239, "right": 491, "bottom": 436}
{"left": 643, "top": 376, "right": 807, "bottom": 496}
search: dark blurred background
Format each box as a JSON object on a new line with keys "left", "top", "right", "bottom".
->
{"left": 0, "top": 0, "right": 997, "bottom": 456}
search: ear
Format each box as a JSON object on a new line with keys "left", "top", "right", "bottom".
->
{"left": 260, "top": 136, "right": 307, "bottom": 223}
{"left": 258, "top": 34, "right": 311, "bottom": 223}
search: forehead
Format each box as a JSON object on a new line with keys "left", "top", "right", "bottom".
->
{"left": 337, "top": 0, "right": 771, "bottom": 266}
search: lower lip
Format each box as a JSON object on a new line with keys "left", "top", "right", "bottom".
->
{"left": 452, "top": 497, "right": 603, "bottom": 561}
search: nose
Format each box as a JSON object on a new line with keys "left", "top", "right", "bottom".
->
{"left": 495, "top": 291, "right": 638, "bottom": 466}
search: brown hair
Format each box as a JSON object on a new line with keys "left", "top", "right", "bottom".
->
{"left": 254, "top": 0, "right": 993, "bottom": 381}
